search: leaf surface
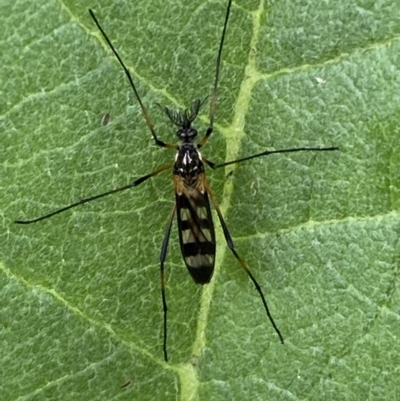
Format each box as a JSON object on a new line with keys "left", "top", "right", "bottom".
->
{"left": 2, "top": 0, "right": 400, "bottom": 400}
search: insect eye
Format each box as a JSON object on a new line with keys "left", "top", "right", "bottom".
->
{"left": 176, "top": 129, "right": 197, "bottom": 139}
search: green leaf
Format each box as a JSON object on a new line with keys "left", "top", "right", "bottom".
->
{"left": 2, "top": 0, "right": 400, "bottom": 400}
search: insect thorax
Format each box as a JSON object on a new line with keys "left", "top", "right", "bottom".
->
{"left": 174, "top": 143, "right": 204, "bottom": 186}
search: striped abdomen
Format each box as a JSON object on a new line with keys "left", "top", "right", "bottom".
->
{"left": 175, "top": 188, "right": 216, "bottom": 284}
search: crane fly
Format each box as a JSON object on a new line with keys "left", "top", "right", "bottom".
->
{"left": 15, "top": 0, "right": 338, "bottom": 361}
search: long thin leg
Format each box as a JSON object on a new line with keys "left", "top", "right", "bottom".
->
{"left": 206, "top": 185, "right": 284, "bottom": 344}
{"left": 198, "top": 0, "right": 232, "bottom": 148}
{"left": 206, "top": 146, "right": 339, "bottom": 169}
{"left": 15, "top": 163, "right": 173, "bottom": 224}
{"left": 160, "top": 203, "right": 176, "bottom": 362}
{"left": 89, "top": 9, "right": 177, "bottom": 150}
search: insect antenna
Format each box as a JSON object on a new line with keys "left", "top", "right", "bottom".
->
{"left": 157, "top": 98, "right": 208, "bottom": 127}
{"left": 186, "top": 98, "right": 207, "bottom": 124}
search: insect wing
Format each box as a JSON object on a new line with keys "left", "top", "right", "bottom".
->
{"left": 176, "top": 188, "right": 216, "bottom": 284}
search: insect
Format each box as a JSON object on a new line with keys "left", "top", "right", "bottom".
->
{"left": 15, "top": 0, "right": 338, "bottom": 361}
{"left": 120, "top": 380, "right": 132, "bottom": 388}
{"left": 101, "top": 112, "right": 110, "bottom": 126}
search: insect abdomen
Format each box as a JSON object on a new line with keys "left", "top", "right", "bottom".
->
{"left": 176, "top": 191, "right": 216, "bottom": 284}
